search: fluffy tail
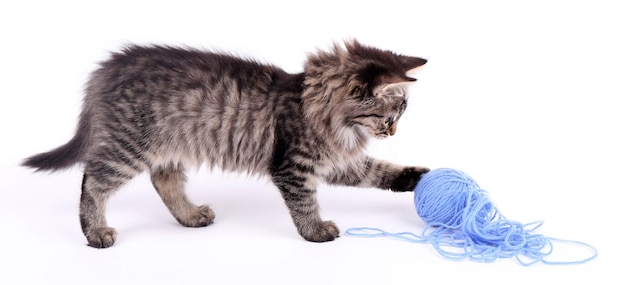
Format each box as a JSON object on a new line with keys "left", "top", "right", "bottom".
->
{"left": 22, "top": 117, "right": 91, "bottom": 172}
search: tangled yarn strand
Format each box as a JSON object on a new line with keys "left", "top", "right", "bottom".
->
{"left": 346, "top": 168, "right": 597, "bottom": 265}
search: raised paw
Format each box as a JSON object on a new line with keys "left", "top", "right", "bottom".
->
{"left": 299, "top": 220, "right": 340, "bottom": 243}
{"left": 390, "top": 166, "right": 430, "bottom": 192}
{"left": 178, "top": 205, "right": 215, "bottom": 228}
{"left": 86, "top": 227, "right": 117, "bottom": 248}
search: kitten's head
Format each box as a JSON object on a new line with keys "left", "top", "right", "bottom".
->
{"left": 302, "top": 40, "right": 427, "bottom": 148}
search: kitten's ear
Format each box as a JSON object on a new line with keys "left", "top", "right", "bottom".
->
{"left": 397, "top": 55, "right": 428, "bottom": 73}
{"left": 379, "top": 73, "right": 417, "bottom": 85}
{"left": 371, "top": 73, "right": 416, "bottom": 97}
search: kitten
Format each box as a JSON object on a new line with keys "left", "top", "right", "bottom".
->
{"left": 23, "top": 40, "right": 429, "bottom": 248}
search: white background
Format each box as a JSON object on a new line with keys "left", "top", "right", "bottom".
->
{"left": 1, "top": 0, "right": 624, "bottom": 284}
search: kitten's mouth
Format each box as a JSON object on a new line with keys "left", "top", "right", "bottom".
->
{"left": 371, "top": 124, "right": 397, "bottom": 139}
{"left": 373, "top": 131, "right": 392, "bottom": 139}
{"left": 359, "top": 126, "right": 392, "bottom": 139}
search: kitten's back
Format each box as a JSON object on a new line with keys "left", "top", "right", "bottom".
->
{"left": 27, "top": 45, "right": 304, "bottom": 174}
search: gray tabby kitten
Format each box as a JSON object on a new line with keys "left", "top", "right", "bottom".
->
{"left": 23, "top": 40, "right": 429, "bottom": 248}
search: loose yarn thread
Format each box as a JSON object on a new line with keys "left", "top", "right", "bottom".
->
{"left": 346, "top": 168, "right": 597, "bottom": 265}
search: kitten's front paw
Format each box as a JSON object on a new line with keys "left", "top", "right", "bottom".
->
{"left": 300, "top": 220, "right": 340, "bottom": 243}
{"left": 86, "top": 227, "right": 117, "bottom": 248}
{"left": 390, "top": 166, "right": 430, "bottom": 192}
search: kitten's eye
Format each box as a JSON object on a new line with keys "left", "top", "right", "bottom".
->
{"left": 385, "top": 115, "right": 394, "bottom": 125}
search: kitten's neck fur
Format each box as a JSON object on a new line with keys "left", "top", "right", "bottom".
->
{"left": 301, "top": 46, "right": 370, "bottom": 153}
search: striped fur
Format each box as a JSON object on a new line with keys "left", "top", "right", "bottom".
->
{"left": 23, "top": 40, "right": 429, "bottom": 248}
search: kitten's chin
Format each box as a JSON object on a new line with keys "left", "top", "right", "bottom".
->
{"left": 372, "top": 133, "right": 391, "bottom": 140}
{"left": 365, "top": 128, "right": 391, "bottom": 139}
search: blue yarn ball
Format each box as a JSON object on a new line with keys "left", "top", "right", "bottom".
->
{"left": 414, "top": 168, "right": 490, "bottom": 226}
{"left": 346, "top": 168, "right": 598, "bottom": 265}
{"left": 414, "top": 168, "right": 514, "bottom": 249}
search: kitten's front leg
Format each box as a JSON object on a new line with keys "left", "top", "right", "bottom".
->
{"left": 387, "top": 166, "right": 430, "bottom": 192}
{"left": 271, "top": 173, "right": 339, "bottom": 242}
{"left": 325, "top": 156, "right": 429, "bottom": 192}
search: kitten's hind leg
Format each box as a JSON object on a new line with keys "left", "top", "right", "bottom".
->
{"left": 150, "top": 164, "right": 215, "bottom": 228}
{"left": 80, "top": 167, "right": 133, "bottom": 248}
{"left": 80, "top": 142, "right": 150, "bottom": 248}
